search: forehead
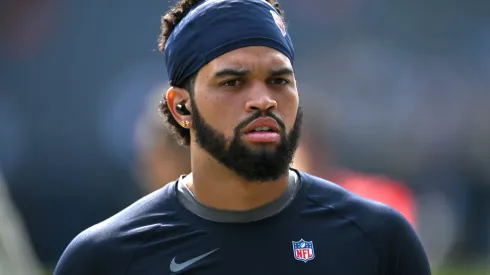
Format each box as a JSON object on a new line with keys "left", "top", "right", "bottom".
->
{"left": 204, "top": 46, "right": 292, "bottom": 72}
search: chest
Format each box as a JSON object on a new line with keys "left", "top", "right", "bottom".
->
{"left": 127, "top": 220, "right": 381, "bottom": 275}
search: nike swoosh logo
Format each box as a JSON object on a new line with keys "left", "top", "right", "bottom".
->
{"left": 170, "top": 248, "right": 219, "bottom": 272}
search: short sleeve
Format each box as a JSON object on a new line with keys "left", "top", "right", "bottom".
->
{"left": 53, "top": 226, "right": 125, "bottom": 275}
{"left": 383, "top": 208, "right": 431, "bottom": 275}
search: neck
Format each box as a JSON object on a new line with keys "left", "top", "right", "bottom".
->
{"left": 184, "top": 145, "right": 290, "bottom": 211}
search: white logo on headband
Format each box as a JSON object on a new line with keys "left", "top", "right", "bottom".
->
{"left": 269, "top": 10, "right": 286, "bottom": 37}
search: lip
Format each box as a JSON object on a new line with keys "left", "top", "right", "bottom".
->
{"left": 243, "top": 117, "right": 280, "bottom": 134}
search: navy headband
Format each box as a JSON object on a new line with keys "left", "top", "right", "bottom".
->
{"left": 164, "top": 0, "right": 295, "bottom": 87}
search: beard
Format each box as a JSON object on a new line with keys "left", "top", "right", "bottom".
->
{"left": 190, "top": 98, "right": 303, "bottom": 182}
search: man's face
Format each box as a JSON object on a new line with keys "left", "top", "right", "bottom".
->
{"left": 190, "top": 46, "right": 302, "bottom": 182}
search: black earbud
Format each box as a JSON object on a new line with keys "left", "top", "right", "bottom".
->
{"left": 176, "top": 104, "right": 190, "bottom": 115}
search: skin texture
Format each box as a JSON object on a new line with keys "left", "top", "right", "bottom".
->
{"left": 166, "top": 46, "right": 301, "bottom": 211}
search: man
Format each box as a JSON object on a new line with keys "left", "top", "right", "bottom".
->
{"left": 54, "top": 0, "right": 431, "bottom": 274}
{"left": 0, "top": 172, "right": 43, "bottom": 275}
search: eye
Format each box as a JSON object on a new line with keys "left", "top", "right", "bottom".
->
{"left": 222, "top": 79, "right": 242, "bottom": 87}
{"left": 270, "top": 78, "right": 290, "bottom": 85}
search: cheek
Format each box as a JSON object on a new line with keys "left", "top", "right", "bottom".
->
{"left": 279, "top": 91, "right": 299, "bottom": 129}
{"left": 195, "top": 94, "right": 242, "bottom": 137}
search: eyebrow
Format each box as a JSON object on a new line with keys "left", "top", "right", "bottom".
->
{"left": 214, "top": 67, "right": 294, "bottom": 78}
{"left": 214, "top": 68, "right": 250, "bottom": 78}
{"left": 269, "top": 67, "right": 294, "bottom": 76}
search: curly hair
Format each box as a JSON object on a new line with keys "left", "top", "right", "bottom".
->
{"left": 157, "top": 0, "right": 287, "bottom": 146}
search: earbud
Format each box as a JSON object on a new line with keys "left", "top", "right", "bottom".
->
{"left": 176, "top": 104, "right": 190, "bottom": 115}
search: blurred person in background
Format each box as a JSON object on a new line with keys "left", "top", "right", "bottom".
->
{"left": 0, "top": 171, "right": 43, "bottom": 275}
{"left": 133, "top": 84, "right": 191, "bottom": 193}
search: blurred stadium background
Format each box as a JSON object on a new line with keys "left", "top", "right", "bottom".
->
{"left": 1, "top": 0, "right": 489, "bottom": 274}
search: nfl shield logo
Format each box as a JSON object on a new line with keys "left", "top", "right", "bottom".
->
{"left": 292, "top": 239, "right": 315, "bottom": 263}
{"left": 269, "top": 10, "right": 287, "bottom": 36}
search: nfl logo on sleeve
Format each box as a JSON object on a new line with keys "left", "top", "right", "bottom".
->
{"left": 292, "top": 239, "right": 315, "bottom": 263}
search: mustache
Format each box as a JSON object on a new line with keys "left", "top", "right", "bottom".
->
{"left": 234, "top": 110, "right": 286, "bottom": 134}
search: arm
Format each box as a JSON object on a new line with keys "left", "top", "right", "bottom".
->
{"left": 53, "top": 225, "right": 125, "bottom": 275}
{"left": 54, "top": 229, "right": 100, "bottom": 275}
{"left": 384, "top": 208, "right": 431, "bottom": 275}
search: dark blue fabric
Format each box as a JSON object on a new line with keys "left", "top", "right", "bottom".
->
{"left": 53, "top": 171, "right": 431, "bottom": 275}
{"left": 164, "top": 0, "right": 295, "bottom": 87}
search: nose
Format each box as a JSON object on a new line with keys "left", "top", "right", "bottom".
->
{"left": 245, "top": 86, "right": 277, "bottom": 113}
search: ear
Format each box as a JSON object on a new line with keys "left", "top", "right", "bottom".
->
{"left": 165, "top": 86, "right": 191, "bottom": 128}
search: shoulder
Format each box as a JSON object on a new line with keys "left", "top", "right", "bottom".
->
{"left": 300, "top": 171, "right": 397, "bottom": 218}
{"left": 333, "top": 169, "right": 418, "bottom": 228}
{"left": 298, "top": 170, "right": 416, "bottom": 243}
{"left": 298, "top": 171, "right": 430, "bottom": 273}
{"left": 54, "top": 182, "right": 178, "bottom": 275}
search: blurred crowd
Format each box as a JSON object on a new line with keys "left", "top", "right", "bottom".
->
{"left": 1, "top": 0, "right": 489, "bottom": 274}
